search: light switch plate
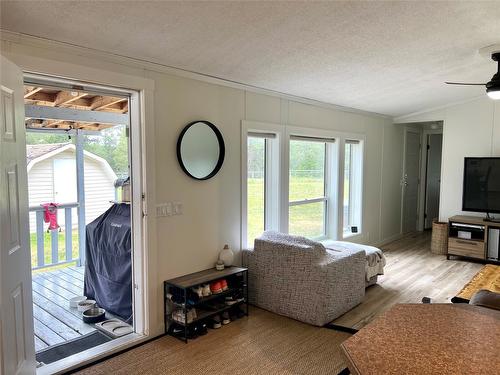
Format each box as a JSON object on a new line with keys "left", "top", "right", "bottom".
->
{"left": 156, "top": 203, "right": 173, "bottom": 217}
{"left": 173, "top": 202, "right": 183, "bottom": 215}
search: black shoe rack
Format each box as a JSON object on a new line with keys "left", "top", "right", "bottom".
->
{"left": 164, "top": 266, "right": 248, "bottom": 342}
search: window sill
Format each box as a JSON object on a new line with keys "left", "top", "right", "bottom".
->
{"left": 342, "top": 232, "right": 363, "bottom": 240}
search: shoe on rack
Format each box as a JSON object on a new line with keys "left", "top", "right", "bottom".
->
{"left": 197, "top": 322, "right": 208, "bottom": 335}
{"left": 211, "top": 315, "right": 222, "bottom": 329}
{"left": 202, "top": 284, "right": 211, "bottom": 297}
{"left": 192, "top": 286, "right": 203, "bottom": 298}
{"left": 225, "top": 296, "right": 238, "bottom": 306}
{"left": 169, "top": 325, "right": 184, "bottom": 338}
{"left": 172, "top": 310, "right": 184, "bottom": 324}
{"left": 187, "top": 325, "right": 199, "bottom": 340}
{"left": 210, "top": 281, "right": 223, "bottom": 294}
{"left": 220, "top": 279, "right": 228, "bottom": 291}
{"left": 187, "top": 308, "right": 197, "bottom": 323}
{"left": 221, "top": 311, "right": 231, "bottom": 325}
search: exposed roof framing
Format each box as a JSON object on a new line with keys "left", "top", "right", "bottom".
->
{"left": 24, "top": 86, "right": 129, "bottom": 131}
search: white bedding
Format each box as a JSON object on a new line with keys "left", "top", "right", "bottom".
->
{"left": 322, "top": 240, "right": 386, "bottom": 281}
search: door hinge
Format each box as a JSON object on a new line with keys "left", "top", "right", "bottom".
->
{"left": 427, "top": 144, "right": 430, "bottom": 150}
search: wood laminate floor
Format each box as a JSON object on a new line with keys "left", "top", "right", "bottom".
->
{"left": 332, "top": 231, "right": 483, "bottom": 329}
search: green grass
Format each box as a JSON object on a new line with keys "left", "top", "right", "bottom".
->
{"left": 247, "top": 176, "right": 327, "bottom": 244}
{"left": 29, "top": 230, "right": 80, "bottom": 271}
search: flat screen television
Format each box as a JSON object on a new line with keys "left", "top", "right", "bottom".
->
{"left": 463, "top": 157, "right": 500, "bottom": 214}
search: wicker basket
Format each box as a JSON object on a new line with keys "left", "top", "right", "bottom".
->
{"left": 431, "top": 221, "right": 448, "bottom": 255}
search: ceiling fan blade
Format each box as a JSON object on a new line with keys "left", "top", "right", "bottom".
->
{"left": 445, "top": 82, "right": 486, "bottom": 86}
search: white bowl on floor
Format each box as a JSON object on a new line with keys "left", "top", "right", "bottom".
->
{"left": 70, "top": 296, "right": 87, "bottom": 308}
{"left": 77, "top": 299, "right": 96, "bottom": 312}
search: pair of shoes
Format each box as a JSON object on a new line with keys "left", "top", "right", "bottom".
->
{"left": 172, "top": 308, "right": 197, "bottom": 324}
{"left": 225, "top": 296, "right": 238, "bottom": 306}
{"left": 210, "top": 311, "right": 231, "bottom": 328}
{"left": 210, "top": 279, "right": 228, "bottom": 294}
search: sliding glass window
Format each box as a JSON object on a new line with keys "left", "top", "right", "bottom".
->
{"left": 288, "top": 137, "right": 330, "bottom": 239}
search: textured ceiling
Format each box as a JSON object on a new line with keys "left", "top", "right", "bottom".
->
{"left": 1, "top": 1, "right": 500, "bottom": 117}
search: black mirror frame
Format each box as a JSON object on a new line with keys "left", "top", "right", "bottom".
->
{"left": 176, "top": 120, "right": 225, "bottom": 180}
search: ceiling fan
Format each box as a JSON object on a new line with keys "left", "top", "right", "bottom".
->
{"left": 445, "top": 52, "right": 500, "bottom": 100}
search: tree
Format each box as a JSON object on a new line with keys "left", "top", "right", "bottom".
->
{"left": 26, "top": 126, "right": 129, "bottom": 178}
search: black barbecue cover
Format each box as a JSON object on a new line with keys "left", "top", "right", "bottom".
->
{"left": 84, "top": 203, "right": 132, "bottom": 323}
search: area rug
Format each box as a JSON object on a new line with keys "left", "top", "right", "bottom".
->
{"left": 37, "top": 331, "right": 112, "bottom": 365}
{"left": 73, "top": 307, "right": 351, "bottom": 375}
{"left": 452, "top": 264, "right": 500, "bottom": 303}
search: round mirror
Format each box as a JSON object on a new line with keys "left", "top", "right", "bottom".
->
{"left": 176, "top": 121, "right": 225, "bottom": 180}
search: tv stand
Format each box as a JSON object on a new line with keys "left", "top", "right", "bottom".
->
{"left": 447, "top": 215, "right": 500, "bottom": 264}
{"left": 484, "top": 213, "right": 500, "bottom": 223}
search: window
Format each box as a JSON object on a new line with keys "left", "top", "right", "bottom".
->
{"left": 247, "top": 136, "right": 266, "bottom": 247}
{"left": 343, "top": 140, "right": 363, "bottom": 236}
{"left": 288, "top": 136, "right": 330, "bottom": 239}
{"left": 244, "top": 129, "right": 280, "bottom": 248}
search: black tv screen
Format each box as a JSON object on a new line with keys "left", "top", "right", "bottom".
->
{"left": 463, "top": 157, "right": 500, "bottom": 213}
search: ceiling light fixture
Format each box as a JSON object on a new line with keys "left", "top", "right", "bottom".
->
{"left": 446, "top": 52, "right": 500, "bottom": 100}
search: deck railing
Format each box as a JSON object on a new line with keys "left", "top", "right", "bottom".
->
{"left": 29, "top": 202, "right": 81, "bottom": 270}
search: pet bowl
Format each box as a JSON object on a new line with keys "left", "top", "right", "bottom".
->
{"left": 77, "top": 299, "right": 96, "bottom": 312}
{"left": 69, "top": 296, "right": 87, "bottom": 308}
{"left": 82, "top": 307, "right": 106, "bottom": 323}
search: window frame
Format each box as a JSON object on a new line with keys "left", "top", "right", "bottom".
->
{"left": 241, "top": 121, "right": 284, "bottom": 249}
{"left": 284, "top": 127, "right": 340, "bottom": 240}
{"left": 242, "top": 122, "right": 366, "bottom": 247}
{"left": 340, "top": 136, "right": 365, "bottom": 240}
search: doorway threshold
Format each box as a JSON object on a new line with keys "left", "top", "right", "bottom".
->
{"left": 36, "top": 332, "right": 148, "bottom": 375}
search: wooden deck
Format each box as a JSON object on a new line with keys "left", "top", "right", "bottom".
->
{"left": 32, "top": 266, "right": 97, "bottom": 352}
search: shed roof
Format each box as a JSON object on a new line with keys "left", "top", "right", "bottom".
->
{"left": 26, "top": 143, "right": 70, "bottom": 164}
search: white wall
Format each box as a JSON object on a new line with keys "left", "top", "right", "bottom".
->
{"left": 396, "top": 97, "right": 500, "bottom": 221}
{"left": 2, "top": 35, "right": 404, "bottom": 336}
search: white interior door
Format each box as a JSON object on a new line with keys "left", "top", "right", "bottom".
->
{"left": 0, "top": 56, "right": 36, "bottom": 373}
{"left": 402, "top": 130, "right": 421, "bottom": 233}
{"left": 424, "top": 133, "right": 443, "bottom": 228}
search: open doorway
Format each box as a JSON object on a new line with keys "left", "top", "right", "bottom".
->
{"left": 422, "top": 131, "right": 443, "bottom": 229}
{"left": 23, "top": 82, "right": 136, "bottom": 366}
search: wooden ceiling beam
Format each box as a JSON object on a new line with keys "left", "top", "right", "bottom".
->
{"left": 24, "top": 87, "right": 43, "bottom": 99}
{"left": 54, "top": 91, "right": 88, "bottom": 107}
{"left": 90, "top": 96, "right": 127, "bottom": 111}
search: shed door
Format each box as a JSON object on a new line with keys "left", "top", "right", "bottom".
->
{"left": 54, "top": 158, "right": 77, "bottom": 203}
